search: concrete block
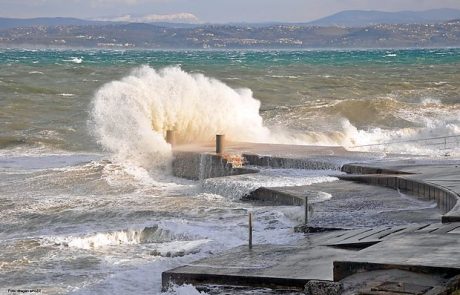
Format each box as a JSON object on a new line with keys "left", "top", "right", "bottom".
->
{"left": 245, "top": 187, "right": 305, "bottom": 206}
{"left": 172, "top": 151, "right": 257, "bottom": 180}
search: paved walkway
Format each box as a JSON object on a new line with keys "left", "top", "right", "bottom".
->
{"left": 165, "top": 143, "right": 460, "bottom": 294}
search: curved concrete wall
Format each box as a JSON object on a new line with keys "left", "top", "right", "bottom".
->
{"left": 341, "top": 164, "right": 460, "bottom": 223}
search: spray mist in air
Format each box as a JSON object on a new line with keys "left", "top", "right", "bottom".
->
{"left": 91, "top": 66, "right": 271, "bottom": 167}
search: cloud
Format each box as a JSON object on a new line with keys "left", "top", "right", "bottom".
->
{"left": 88, "top": 0, "right": 172, "bottom": 9}
{"left": 98, "top": 13, "right": 201, "bottom": 23}
{"left": 91, "top": 0, "right": 139, "bottom": 5}
{"left": 89, "top": 0, "right": 141, "bottom": 8}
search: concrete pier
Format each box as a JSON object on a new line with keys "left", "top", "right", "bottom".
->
{"left": 164, "top": 142, "right": 460, "bottom": 294}
{"left": 172, "top": 142, "right": 460, "bottom": 222}
{"left": 171, "top": 141, "right": 350, "bottom": 180}
{"left": 163, "top": 224, "right": 460, "bottom": 293}
{"left": 171, "top": 141, "right": 376, "bottom": 180}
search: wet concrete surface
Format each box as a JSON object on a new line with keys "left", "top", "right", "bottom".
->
{"left": 268, "top": 181, "right": 441, "bottom": 229}
{"left": 165, "top": 143, "right": 460, "bottom": 294}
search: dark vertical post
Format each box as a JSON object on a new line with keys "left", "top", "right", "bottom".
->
{"left": 249, "top": 212, "right": 253, "bottom": 249}
{"left": 216, "top": 134, "right": 225, "bottom": 154}
{"left": 166, "top": 130, "right": 175, "bottom": 146}
{"left": 304, "top": 197, "right": 308, "bottom": 225}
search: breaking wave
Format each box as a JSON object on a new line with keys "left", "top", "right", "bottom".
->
{"left": 52, "top": 226, "right": 171, "bottom": 249}
{"left": 264, "top": 97, "right": 460, "bottom": 156}
{"left": 91, "top": 66, "right": 271, "bottom": 168}
{"left": 91, "top": 66, "right": 460, "bottom": 169}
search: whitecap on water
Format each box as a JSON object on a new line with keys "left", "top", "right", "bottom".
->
{"left": 64, "top": 57, "right": 83, "bottom": 64}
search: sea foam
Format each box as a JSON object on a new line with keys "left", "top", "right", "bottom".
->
{"left": 91, "top": 66, "right": 271, "bottom": 168}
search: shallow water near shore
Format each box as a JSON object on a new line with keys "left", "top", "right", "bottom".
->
{"left": 0, "top": 48, "right": 459, "bottom": 294}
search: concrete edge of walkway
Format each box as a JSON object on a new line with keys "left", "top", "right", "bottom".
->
{"left": 340, "top": 164, "right": 460, "bottom": 223}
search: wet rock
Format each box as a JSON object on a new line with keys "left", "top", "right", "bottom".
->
{"left": 304, "top": 280, "right": 343, "bottom": 295}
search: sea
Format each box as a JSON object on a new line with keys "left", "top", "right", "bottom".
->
{"left": 0, "top": 48, "right": 459, "bottom": 294}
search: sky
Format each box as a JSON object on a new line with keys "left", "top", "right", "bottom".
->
{"left": 1, "top": 0, "right": 460, "bottom": 23}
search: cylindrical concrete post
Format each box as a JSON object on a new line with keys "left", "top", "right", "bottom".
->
{"left": 248, "top": 212, "right": 253, "bottom": 249}
{"left": 166, "top": 130, "right": 175, "bottom": 146}
{"left": 216, "top": 134, "right": 225, "bottom": 154}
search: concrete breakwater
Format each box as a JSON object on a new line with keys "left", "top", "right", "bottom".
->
{"left": 171, "top": 141, "right": 373, "bottom": 179}
{"left": 171, "top": 142, "right": 460, "bottom": 222}
{"left": 172, "top": 151, "right": 258, "bottom": 180}
{"left": 172, "top": 149, "right": 348, "bottom": 180}
{"left": 165, "top": 141, "right": 460, "bottom": 294}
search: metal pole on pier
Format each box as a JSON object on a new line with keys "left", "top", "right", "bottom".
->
{"left": 304, "top": 197, "right": 308, "bottom": 226}
{"left": 166, "top": 130, "right": 175, "bottom": 147}
{"left": 216, "top": 134, "right": 225, "bottom": 155}
{"left": 248, "top": 212, "right": 253, "bottom": 249}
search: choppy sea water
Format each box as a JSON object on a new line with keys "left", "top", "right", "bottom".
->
{"left": 0, "top": 49, "right": 459, "bottom": 294}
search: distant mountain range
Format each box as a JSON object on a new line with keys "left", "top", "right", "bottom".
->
{"left": 95, "top": 13, "right": 201, "bottom": 24}
{"left": 308, "top": 8, "right": 460, "bottom": 27}
{"left": 0, "top": 17, "right": 103, "bottom": 30}
{"left": 1, "top": 8, "right": 460, "bottom": 31}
